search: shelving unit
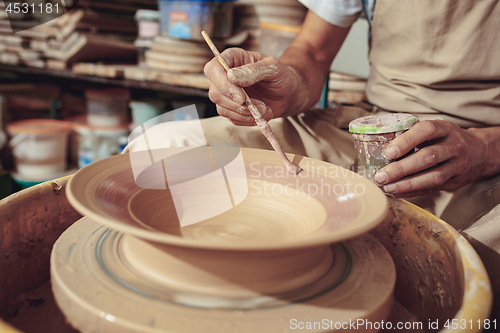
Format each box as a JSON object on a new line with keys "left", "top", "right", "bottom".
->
{"left": 0, "top": 62, "right": 215, "bottom": 196}
{"left": 0, "top": 64, "right": 209, "bottom": 97}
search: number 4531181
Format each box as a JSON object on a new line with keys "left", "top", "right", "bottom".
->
{"left": 444, "top": 319, "right": 496, "bottom": 330}
{"left": 6, "top": 2, "right": 60, "bottom": 14}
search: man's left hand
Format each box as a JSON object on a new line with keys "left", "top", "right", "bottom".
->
{"left": 374, "top": 120, "right": 488, "bottom": 197}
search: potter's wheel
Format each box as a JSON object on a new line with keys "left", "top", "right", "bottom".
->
{"left": 52, "top": 218, "right": 395, "bottom": 332}
{"left": 52, "top": 148, "right": 395, "bottom": 332}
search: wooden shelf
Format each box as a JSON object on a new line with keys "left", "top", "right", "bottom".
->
{"left": 0, "top": 64, "right": 209, "bottom": 97}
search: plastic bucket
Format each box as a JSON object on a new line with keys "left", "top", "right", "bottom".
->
{"left": 70, "top": 115, "right": 129, "bottom": 169}
{"left": 7, "top": 119, "right": 71, "bottom": 181}
{"left": 85, "top": 88, "right": 130, "bottom": 127}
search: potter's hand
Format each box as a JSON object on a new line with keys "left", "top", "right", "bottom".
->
{"left": 374, "top": 120, "right": 489, "bottom": 197}
{"left": 204, "top": 48, "right": 302, "bottom": 126}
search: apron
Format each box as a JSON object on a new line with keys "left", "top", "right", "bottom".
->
{"left": 365, "top": 0, "right": 500, "bottom": 321}
{"left": 366, "top": 0, "right": 500, "bottom": 127}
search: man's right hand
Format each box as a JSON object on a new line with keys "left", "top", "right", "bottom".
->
{"left": 204, "top": 10, "right": 352, "bottom": 127}
{"left": 204, "top": 47, "right": 302, "bottom": 126}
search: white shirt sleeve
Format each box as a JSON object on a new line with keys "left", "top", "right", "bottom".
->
{"left": 298, "top": 0, "right": 364, "bottom": 28}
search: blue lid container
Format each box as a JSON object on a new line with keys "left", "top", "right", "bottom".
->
{"left": 158, "top": 0, "right": 236, "bottom": 40}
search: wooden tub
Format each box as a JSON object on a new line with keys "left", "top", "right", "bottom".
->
{"left": 0, "top": 177, "right": 492, "bottom": 333}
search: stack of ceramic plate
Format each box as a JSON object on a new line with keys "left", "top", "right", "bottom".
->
{"left": 0, "top": 0, "right": 156, "bottom": 70}
{"left": 0, "top": 8, "right": 85, "bottom": 69}
{"left": 144, "top": 35, "right": 218, "bottom": 73}
{"left": 232, "top": 0, "right": 307, "bottom": 56}
{"left": 235, "top": 0, "right": 307, "bottom": 28}
{"left": 328, "top": 72, "right": 367, "bottom": 105}
{"left": 76, "top": 0, "right": 157, "bottom": 42}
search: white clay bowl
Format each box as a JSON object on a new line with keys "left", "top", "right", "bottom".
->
{"left": 65, "top": 148, "right": 389, "bottom": 299}
{"left": 67, "top": 147, "right": 388, "bottom": 251}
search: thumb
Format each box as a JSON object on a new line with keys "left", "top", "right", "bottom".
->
{"left": 227, "top": 57, "right": 281, "bottom": 87}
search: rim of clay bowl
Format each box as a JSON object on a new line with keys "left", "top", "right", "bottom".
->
{"left": 66, "top": 148, "right": 388, "bottom": 251}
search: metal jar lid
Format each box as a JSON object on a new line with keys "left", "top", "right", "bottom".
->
{"left": 349, "top": 113, "right": 418, "bottom": 134}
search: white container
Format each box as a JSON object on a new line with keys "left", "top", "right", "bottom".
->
{"left": 70, "top": 115, "right": 130, "bottom": 169}
{"left": 129, "top": 100, "right": 166, "bottom": 126}
{"left": 85, "top": 88, "right": 130, "bottom": 127}
{"left": 7, "top": 119, "right": 71, "bottom": 181}
{"left": 135, "top": 10, "right": 161, "bottom": 39}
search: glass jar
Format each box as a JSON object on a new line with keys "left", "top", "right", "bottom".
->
{"left": 349, "top": 113, "right": 418, "bottom": 183}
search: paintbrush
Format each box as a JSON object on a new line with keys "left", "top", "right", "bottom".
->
{"left": 201, "top": 31, "right": 303, "bottom": 175}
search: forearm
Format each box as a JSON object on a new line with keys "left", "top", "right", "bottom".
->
{"left": 279, "top": 11, "right": 351, "bottom": 116}
{"left": 468, "top": 126, "right": 500, "bottom": 178}
{"left": 279, "top": 42, "right": 331, "bottom": 116}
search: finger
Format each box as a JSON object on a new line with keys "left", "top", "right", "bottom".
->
{"left": 219, "top": 48, "right": 267, "bottom": 69}
{"left": 208, "top": 83, "right": 247, "bottom": 114}
{"left": 391, "top": 188, "right": 439, "bottom": 198}
{"left": 216, "top": 101, "right": 273, "bottom": 124}
{"left": 217, "top": 105, "right": 255, "bottom": 123}
{"left": 385, "top": 120, "right": 454, "bottom": 159}
{"left": 229, "top": 109, "right": 273, "bottom": 127}
{"left": 375, "top": 145, "right": 453, "bottom": 185}
{"left": 229, "top": 119, "right": 257, "bottom": 127}
{"left": 227, "top": 56, "right": 282, "bottom": 87}
{"left": 382, "top": 163, "right": 453, "bottom": 196}
{"left": 209, "top": 91, "right": 273, "bottom": 120}
{"left": 252, "top": 99, "right": 274, "bottom": 121}
{"left": 215, "top": 47, "right": 275, "bottom": 87}
{"left": 205, "top": 60, "right": 246, "bottom": 105}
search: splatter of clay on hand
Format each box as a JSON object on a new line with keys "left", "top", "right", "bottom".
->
{"left": 229, "top": 65, "right": 279, "bottom": 86}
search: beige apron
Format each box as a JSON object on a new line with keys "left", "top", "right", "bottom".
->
{"left": 367, "top": 0, "right": 500, "bottom": 128}
{"left": 366, "top": 0, "right": 500, "bottom": 320}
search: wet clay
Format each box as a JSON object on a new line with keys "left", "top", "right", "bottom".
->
{"left": 129, "top": 179, "right": 326, "bottom": 245}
